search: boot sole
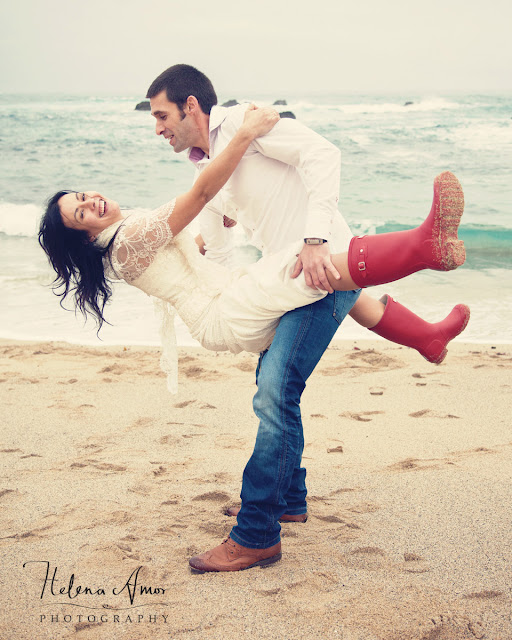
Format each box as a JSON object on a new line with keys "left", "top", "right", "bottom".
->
{"left": 189, "top": 552, "right": 282, "bottom": 574}
{"left": 434, "top": 171, "right": 466, "bottom": 270}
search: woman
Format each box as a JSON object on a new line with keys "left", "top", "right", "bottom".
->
{"left": 39, "top": 106, "right": 469, "bottom": 389}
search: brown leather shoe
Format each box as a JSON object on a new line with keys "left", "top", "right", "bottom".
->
{"left": 189, "top": 536, "right": 282, "bottom": 573}
{"left": 225, "top": 506, "right": 308, "bottom": 523}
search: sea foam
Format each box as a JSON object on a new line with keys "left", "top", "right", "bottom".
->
{"left": 0, "top": 202, "right": 42, "bottom": 238}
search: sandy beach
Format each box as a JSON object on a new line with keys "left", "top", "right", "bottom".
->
{"left": 0, "top": 338, "right": 511, "bottom": 640}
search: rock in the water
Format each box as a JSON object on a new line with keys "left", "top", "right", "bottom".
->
{"left": 273, "top": 99, "right": 287, "bottom": 106}
{"left": 222, "top": 99, "right": 239, "bottom": 107}
{"left": 135, "top": 101, "right": 151, "bottom": 111}
{"left": 404, "top": 101, "right": 414, "bottom": 107}
{"left": 279, "top": 111, "right": 296, "bottom": 119}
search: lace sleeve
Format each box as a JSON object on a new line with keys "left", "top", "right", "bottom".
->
{"left": 110, "top": 199, "right": 176, "bottom": 282}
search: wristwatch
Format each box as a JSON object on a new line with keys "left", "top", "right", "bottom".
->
{"left": 304, "top": 237, "right": 327, "bottom": 245}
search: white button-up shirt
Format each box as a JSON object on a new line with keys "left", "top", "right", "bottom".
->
{"left": 189, "top": 104, "right": 353, "bottom": 263}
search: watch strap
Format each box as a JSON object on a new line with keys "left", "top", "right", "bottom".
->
{"left": 304, "top": 237, "right": 327, "bottom": 245}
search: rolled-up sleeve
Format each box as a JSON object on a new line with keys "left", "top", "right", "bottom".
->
{"left": 199, "top": 203, "right": 235, "bottom": 267}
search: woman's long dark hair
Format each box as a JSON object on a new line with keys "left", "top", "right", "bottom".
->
{"left": 38, "top": 191, "right": 117, "bottom": 330}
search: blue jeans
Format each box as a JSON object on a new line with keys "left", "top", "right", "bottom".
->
{"left": 229, "top": 289, "right": 361, "bottom": 549}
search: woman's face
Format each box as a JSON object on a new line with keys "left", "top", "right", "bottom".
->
{"left": 59, "top": 191, "right": 123, "bottom": 239}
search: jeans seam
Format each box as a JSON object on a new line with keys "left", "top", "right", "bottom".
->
{"left": 273, "top": 303, "right": 312, "bottom": 525}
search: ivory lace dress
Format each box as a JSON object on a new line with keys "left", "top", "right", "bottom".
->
{"left": 95, "top": 200, "right": 327, "bottom": 391}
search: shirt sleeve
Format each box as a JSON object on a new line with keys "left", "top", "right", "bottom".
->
{"left": 192, "top": 160, "right": 236, "bottom": 266}
{"left": 110, "top": 200, "right": 176, "bottom": 282}
{"left": 199, "top": 205, "right": 235, "bottom": 267}
{"left": 250, "top": 117, "right": 341, "bottom": 242}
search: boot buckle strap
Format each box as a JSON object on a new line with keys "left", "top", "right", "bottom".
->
{"left": 354, "top": 240, "right": 368, "bottom": 276}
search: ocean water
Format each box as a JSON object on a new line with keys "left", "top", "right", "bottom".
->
{"left": 0, "top": 92, "right": 510, "bottom": 347}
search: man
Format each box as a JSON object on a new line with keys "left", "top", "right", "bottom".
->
{"left": 147, "top": 64, "right": 361, "bottom": 572}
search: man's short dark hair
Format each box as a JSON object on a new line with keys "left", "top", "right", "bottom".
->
{"left": 146, "top": 64, "right": 217, "bottom": 115}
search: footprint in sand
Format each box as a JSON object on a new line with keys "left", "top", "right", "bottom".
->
{"left": 329, "top": 487, "right": 359, "bottom": 495}
{"left": 215, "top": 435, "right": 248, "bottom": 450}
{"left": 345, "top": 547, "right": 390, "bottom": 571}
{"left": 327, "top": 445, "right": 344, "bottom": 453}
{"left": 99, "top": 363, "right": 125, "bottom": 375}
{"left": 182, "top": 365, "right": 207, "bottom": 378}
{"left": 80, "top": 542, "right": 151, "bottom": 568}
{"left": 152, "top": 466, "right": 167, "bottom": 476}
{"left": 75, "top": 621, "right": 103, "bottom": 633}
{"left": 159, "top": 434, "right": 184, "bottom": 447}
{"left": 348, "top": 502, "right": 380, "bottom": 514}
{"left": 409, "top": 409, "right": 460, "bottom": 419}
{"left": 369, "top": 386, "right": 385, "bottom": 395}
{"left": 94, "top": 462, "right": 128, "bottom": 472}
{"left": 402, "top": 552, "right": 430, "bottom": 574}
{"left": 192, "top": 491, "right": 231, "bottom": 502}
{"left": 128, "top": 483, "right": 152, "bottom": 496}
{"left": 425, "top": 614, "right": 485, "bottom": 640}
{"left": 212, "top": 472, "right": 233, "bottom": 482}
{"left": 198, "top": 522, "right": 232, "bottom": 537}
{"left": 78, "top": 443, "right": 105, "bottom": 453}
{"left": 275, "top": 572, "right": 340, "bottom": 600}
{"left": 315, "top": 514, "right": 349, "bottom": 524}
{"left": 233, "top": 361, "right": 254, "bottom": 372}
{"left": 174, "top": 400, "right": 196, "bottom": 408}
{"left": 254, "top": 587, "right": 282, "bottom": 597}
{"left": 387, "top": 457, "right": 441, "bottom": 472}
{"left": 314, "top": 514, "right": 361, "bottom": 531}
{"left": 464, "top": 590, "right": 503, "bottom": 599}
{"left": 160, "top": 498, "right": 179, "bottom": 506}
{"left": 70, "top": 460, "right": 127, "bottom": 472}
{"left": 339, "top": 410, "right": 384, "bottom": 422}
{"left": 0, "top": 489, "right": 19, "bottom": 500}
{"left": 132, "top": 416, "right": 155, "bottom": 428}
{"left": 166, "top": 420, "right": 207, "bottom": 429}
{"left": 155, "top": 525, "right": 186, "bottom": 538}
{"left": 352, "top": 546, "right": 386, "bottom": 556}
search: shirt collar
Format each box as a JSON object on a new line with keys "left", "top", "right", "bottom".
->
{"left": 188, "top": 105, "right": 230, "bottom": 165}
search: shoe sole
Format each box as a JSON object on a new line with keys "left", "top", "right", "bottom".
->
{"left": 189, "top": 552, "right": 282, "bottom": 574}
{"left": 434, "top": 171, "right": 466, "bottom": 270}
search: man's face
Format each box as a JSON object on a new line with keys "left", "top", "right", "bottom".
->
{"left": 150, "top": 91, "right": 200, "bottom": 153}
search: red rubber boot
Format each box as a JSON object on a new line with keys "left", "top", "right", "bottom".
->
{"left": 369, "top": 295, "right": 470, "bottom": 364}
{"left": 348, "top": 171, "right": 466, "bottom": 288}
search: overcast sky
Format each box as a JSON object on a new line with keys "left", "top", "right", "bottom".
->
{"left": 1, "top": 0, "right": 511, "bottom": 96}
